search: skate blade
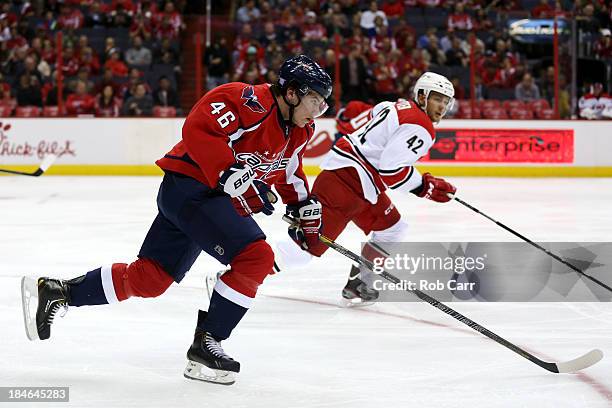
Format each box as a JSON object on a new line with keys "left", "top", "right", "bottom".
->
{"left": 21, "top": 276, "right": 39, "bottom": 341}
{"left": 339, "top": 297, "right": 375, "bottom": 308}
{"left": 183, "top": 360, "right": 236, "bottom": 385}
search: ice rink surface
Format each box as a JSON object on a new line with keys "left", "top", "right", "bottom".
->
{"left": 1, "top": 176, "right": 611, "bottom": 408}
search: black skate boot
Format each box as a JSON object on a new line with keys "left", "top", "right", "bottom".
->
{"left": 341, "top": 265, "right": 379, "bottom": 307}
{"left": 184, "top": 311, "right": 240, "bottom": 385}
{"left": 21, "top": 277, "right": 71, "bottom": 341}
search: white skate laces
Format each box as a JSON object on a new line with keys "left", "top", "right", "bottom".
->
{"left": 204, "top": 334, "right": 230, "bottom": 359}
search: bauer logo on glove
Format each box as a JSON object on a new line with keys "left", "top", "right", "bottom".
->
{"left": 286, "top": 197, "right": 323, "bottom": 250}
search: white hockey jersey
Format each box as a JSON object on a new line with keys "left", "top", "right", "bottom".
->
{"left": 321, "top": 99, "right": 435, "bottom": 204}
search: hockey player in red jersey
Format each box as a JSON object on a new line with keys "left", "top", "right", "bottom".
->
{"left": 287, "top": 72, "right": 458, "bottom": 305}
{"left": 21, "top": 55, "right": 331, "bottom": 385}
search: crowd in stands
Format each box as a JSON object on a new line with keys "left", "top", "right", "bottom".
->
{"left": 0, "top": 0, "right": 184, "bottom": 117}
{"left": 206, "top": 0, "right": 611, "bottom": 119}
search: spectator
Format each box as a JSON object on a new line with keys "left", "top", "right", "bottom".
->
{"left": 129, "top": 13, "right": 153, "bottom": 40}
{"left": 95, "top": 85, "right": 122, "bottom": 117}
{"left": 85, "top": 1, "right": 108, "bottom": 28}
{"left": 301, "top": 11, "right": 327, "bottom": 43}
{"left": 155, "top": 15, "right": 179, "bottom": 40}
{"left": 284, "top": 31, "right": 303, "bottom": 56}
{"left": 95, "top": 68, "right": 120, "bottom": 95}
{"left": 576, "top": 4, "right": 600, "bottom": 34}
{"left": 0, "top": 72, "right": 10, "bottom": 98}
{"left": 42, "top": 71, "right": 66, "bottom": 107}
{"left": 16, "top": 74, "right": 42, "bottom": 107}
{"left": 152, "top": 76, "right": 179, "bottom": 108}
{"left": 531, "top": 0, "right": 553, "bottom": 18}
{"left": 360, "top": 1, "right": 387, "bottom": 33}
{"left": 15, "top": 55, "right": 43, "bottom": 86}
{"left": 236, "top": 0, "right": 261, "bottom": 24}
{"left": 259, "top": 21, "right": 280, "bottom": 48}
{"left": 259, "top": 1, "right": 280, "bottom": 23}
{"left": 125, "top": 35, "right": 152, "bottom": 66}
{"left": 494, "top": 57, "right": 518, "bottom": 88}
{"left": 119, "top": 68, "right": 149, "bottom": 100}
{"left": 539, "top": 66, "right": 556, "bottom": 102}
{"left": 451, "top": 77, "right": 466, "bottom": 100}
{"left": 57, "top": 4, "right": 84, "bottom": 30}
{"left": 110, "top": 0, "right": 135, "bottom": 16}
{"left": 425, "top": 35, "right": 446, "bottom": 66}
{"left": 69, "top": 67, "right": 96, "bottom": 94}
{"left": 579, "top": 83, "right": 612, "bottom": 120}
{"left": 108, "top": 3, "right": 133, "bottom": 27}
{"left": 122, "top": 82, "right": 153, "bottom": 116}
{"left": 160, "top": 2, "right": 184, "bottom": 33}
{"left": 79, "top": 47, "right": 101, "bottom": 76}
{"left": 474, "top": 9, "right": 494, "bottom": 31}
{"left": 66, "top": 80, "right": 95, "bottom": 115}
{"left": 339, "top": 43, "right": 369, "bottom": 102}
{"left": 515, "top": 73, "right": 541, "bottom": 102}
{"left": 594, "top": 29, "right": 612, "bottom": 59}
{"left": 204, "top": 37, "right": 231, "bottom": 90}
{"left": 233, "top": 45, "right": 267, "bottom": 83}
{"left": 445, "top": 37, "right": 468, "bottom": 66}
{"left": 60, "top": 46, "right": 81, "bottom": 78}
{"left": 104, "top": 37, "right": 117, "bottom": 61}
{"left": 473, "top": 75, "right": 489, "bottom": 100}
{"left": 322, "top": 2, "right": 350, "bottom": 38}
{"left": 373, "top": 53, "right": 398, "bottom": 102}
{"left": 153, "top": 38, "right": 179, "bottom": 65}
{"left": 447, "top": 3, "right": 474, "bottom": 31}
{"left": 40, "top": 39, "right": 56, "bottom": 65}
{"left": 104, "top": 48, "right": 129, "bottom": 77}
{"left": 381, "top": 0, "right": 404, "bottom": 21}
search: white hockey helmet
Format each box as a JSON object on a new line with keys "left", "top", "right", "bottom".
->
{"left": 413, "top": 72, "right": 455, "bottom": 118}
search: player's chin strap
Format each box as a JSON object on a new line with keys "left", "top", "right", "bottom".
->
{"left": 281, "top": 90, "right": 302, "bottom": 127}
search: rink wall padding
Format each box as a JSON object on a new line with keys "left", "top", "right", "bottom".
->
{"left": 0, "top": 118, "right": 611, "bottom": 177}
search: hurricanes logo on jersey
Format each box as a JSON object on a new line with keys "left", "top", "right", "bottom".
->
{"left": 241, "top": 86, "right": 266, "bottom": 113}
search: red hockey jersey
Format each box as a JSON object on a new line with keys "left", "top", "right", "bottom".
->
{"left": 156, "top": 83, "right": 312, "bottom": 204}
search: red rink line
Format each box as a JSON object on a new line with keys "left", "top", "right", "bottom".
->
{"left": 265, "top": 293, "right": 612, "bottom": 403}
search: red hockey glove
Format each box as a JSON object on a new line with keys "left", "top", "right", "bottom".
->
{"left": 231, "top": 180, "right": 278, "bottom": 216}
{"left": 412, "top": 173, "right": 456, "bottom": 203}
{"left": 286, "top": 197, "right": 322, "bottom": 250}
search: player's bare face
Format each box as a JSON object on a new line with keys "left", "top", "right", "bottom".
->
{"left": 293, "top": 92, "right": 328, "bottom": 127}
{"left": 426, "top": 92, "right": 451, "bottom": 122}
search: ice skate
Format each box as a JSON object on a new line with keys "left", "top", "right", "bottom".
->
{"left": 21, "top": 277, "right": 70, "bottom": 341}
{"left": 184, "top": 312, "right": 240, "bottom": 385}
{"left": 340, "top": 265, "right": 379, "bottom": 307}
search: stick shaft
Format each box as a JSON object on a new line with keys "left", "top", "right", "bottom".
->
{"left": 452, "top": 196, "right": 612, "bottom": 293}
{"left": 283, "top": 215, "right": 559, "bottom": 372}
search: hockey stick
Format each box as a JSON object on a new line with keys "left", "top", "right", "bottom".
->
{"left": 449, "top": 195, "right": 612, "bottom": 294}
{"left": 282, "top": 215, "right": 603, "bottom": 373}
{"left": 0, "top": 154, "right": 57, "bottom": 177}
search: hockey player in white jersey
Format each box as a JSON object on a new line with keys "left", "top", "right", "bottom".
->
{"left": 209, "top": 72, "right": 457, "bottom": 305}
{"left": 290, "top": 72, "right": 458, "bottom": 304}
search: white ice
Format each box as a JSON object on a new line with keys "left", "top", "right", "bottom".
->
{"left": 1, "top": 176, "right": 611, "bottom": 408}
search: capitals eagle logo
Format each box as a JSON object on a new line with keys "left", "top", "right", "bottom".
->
{"left": 241, "top": 86, "right": 266, "bottom": 113}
